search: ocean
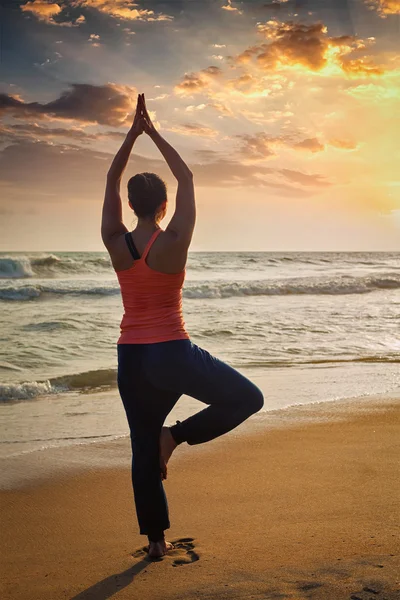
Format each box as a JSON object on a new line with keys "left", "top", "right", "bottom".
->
{"left": 0, "top": 250, "right": 399, "bottom": 467}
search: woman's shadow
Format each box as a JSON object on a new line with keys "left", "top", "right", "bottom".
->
{"left": 69, "top": 555, "right": 156, "bottom": 600}
{"left": 70, "top": 537, "right": 198, "bottom": 599}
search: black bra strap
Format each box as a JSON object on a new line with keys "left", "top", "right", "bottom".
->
{"left": 125, "top": 232, "right": 141, "bottom": 260}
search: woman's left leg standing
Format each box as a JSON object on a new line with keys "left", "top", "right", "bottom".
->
{"left": 117, "top": 343, "right": 182, "bottom": 543}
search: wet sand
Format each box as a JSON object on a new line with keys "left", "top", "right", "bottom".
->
{"left": 1, "top": 397, "right": 399, "bottom": 600}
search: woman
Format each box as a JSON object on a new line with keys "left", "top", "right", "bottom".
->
{"left": 101, "top": 93, "right": 264, "bottom": 559}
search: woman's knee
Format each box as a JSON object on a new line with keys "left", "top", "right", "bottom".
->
{"left": 247, "top": 384, "right": 264, "bottom": 414}
{"left": 229, "top": 381, "right": 264, "bottom": 415}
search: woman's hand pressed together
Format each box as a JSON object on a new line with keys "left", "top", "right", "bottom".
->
{"left": 139, "top": 93, "right": 157, "bottom": 138}
{"left": 129, "top": 93, "right": 145, "bottom": 138}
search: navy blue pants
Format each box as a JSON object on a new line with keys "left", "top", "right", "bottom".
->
{"left": 117, "top": 339, "right": 264, "bottom": 544}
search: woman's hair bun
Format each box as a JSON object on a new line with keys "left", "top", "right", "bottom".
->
{"left": 127, "top": 172, "right": 167, "bottom": 221}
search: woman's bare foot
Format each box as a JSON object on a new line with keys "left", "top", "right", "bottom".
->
{"left": 159, "top": 426, "right": 177, "bottom": 480}
{"left": 148, "top": 540, "right": 174, "bottom": 558}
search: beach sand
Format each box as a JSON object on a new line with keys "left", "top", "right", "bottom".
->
{"left": 1, "top": 397, "right": 399, "bottom": 600}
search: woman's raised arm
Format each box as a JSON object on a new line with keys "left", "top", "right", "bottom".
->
{"left": 141, "top": 94, "right": 193, "bottom": 182}
{"left": 142, "top": 94, "right": 196, "bottom": 245}
{"left": 101, "top": 94, "right": 144, "bottom": 247}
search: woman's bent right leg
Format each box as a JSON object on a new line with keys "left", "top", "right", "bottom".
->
{"left": 142, "top": 340, "right": 264, "bottom": 446}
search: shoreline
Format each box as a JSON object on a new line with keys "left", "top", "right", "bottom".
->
{"left": 1, "top": 393, "right": 399, "bottom": 599}
{"left": 1, "top": 388, "right": 399, "bottom": 491}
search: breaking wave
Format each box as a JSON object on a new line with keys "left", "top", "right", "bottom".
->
{"left": 0, "top": 254, "right": 111, "bottom": 279}
{"left": 1, "top": 273, "right": 399, "bottom": 301}
{"left": 184, "top": 274, "right": 400, "bottom": 299}
{"left": 0, "top": 368, "right": 117, "bottom": 402}
{"left": 2, "top": 355, "right": 399, "bottom": 403}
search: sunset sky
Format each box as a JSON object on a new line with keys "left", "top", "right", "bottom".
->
{"left": 0, "top": 0, "right": 399, "bottom": 251}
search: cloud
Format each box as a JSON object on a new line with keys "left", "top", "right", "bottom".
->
{"left": 0, "top": 139, "right": 315, "bottom": 201}
{"left": 236, "top": 133, "right": 283, "bottom": 160}
{"left": 0, "top": 140, "right": 112, "bottom": 201}
{"left": 182, "top": 102, "right": 234, "bottom": 117}
{"left": 195, "top": 149, "right": 223, "bottom": 162}
{"left": 225, "top": 72, "right": 287, "bottom": 97}
{"left": 0, "top": 122, "right": 130, "bottom": 145}
{"left": 280, "top": 169, "right": 330, "bottom": 187}
{"left": 236, "top": 132, "right": 325, "bottom": 160}
{"left": 329, "top": 139, "right": 359, "bottom": 150}
{"left": 0, "top": 83, "right": 137, "bottom": 126}
{"left": 21, "top": 1, "right": 85, "bottom": 26}
{"left": 345, "top": 82, "right": 400, "bottom": 102}
{"left": 221, "top": 1, "right": 243, "bottom": 14}
{"left": 184, "top": 104, "right": 207, "bottom": 112}
{"left": 262, "top": 0, "right": 290, "bottom": 10}
{"left": 34, "top": 50, "right": 63, "bottom": 69}
{"left": 293, "top": 137, "right": 325, "bottom": 152}
{"left": 70, "top": 0, "right": 174, "bottom": 21}
{"left": 175, "top": 66, "right": 286, "bottom": 102}
{"left": 88, "top": 33, "right": 101, "bottom": 46}
{"left": 148, "top": 93, "right": 170, "bottom": 101}
{"left": 233, "top": 20, "right": 383, "bottom": 76}
{"left": 21, "top": 1, "right": 62, "bottom": 23}
{"left": 207, "top": 102, "right": 235, "bottom": 116}
{"left": 341, "top": 57, "right": 384, "bottom": 75}
{"left": 364, "top": 0, "right": 400, "bottom": 17}
{"left": 164, "top": 123, "right": 219, "bottom": 138}
{"left": 239, "top": 108, "right": 293, "bottom": 124}
{"left": 0, "top": 122, "right": 96, "bottom": 144}
{"left": 173, "top": 19, "right": 390, "bottom": 107}
{"left": 174, "top": 66, "right": 223, "bottom": 96}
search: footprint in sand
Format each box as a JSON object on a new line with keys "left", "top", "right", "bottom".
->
{"left": 170, "top": 537, "right": 200, "bottom": 567}
{"left": 132, "top": 536, "right": 200, "bottom": 566}
{"left": 350, "top": 585, "right": 383, "bottom": 599}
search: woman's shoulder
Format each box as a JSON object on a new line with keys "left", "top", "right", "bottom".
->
{"left": 147, "top": 229, "right": 189, "bottom": 274}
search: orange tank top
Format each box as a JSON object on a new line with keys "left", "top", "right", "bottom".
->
{"left": 115, "top": 229, "right": 190, "bottom": 344}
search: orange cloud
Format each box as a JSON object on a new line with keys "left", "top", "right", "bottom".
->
{"left": 236, "top": 132, "right": 325, "bottom": 161}
{"left": 71, "top": 0, "right": 173, "bottom": 21}
{"left": 21, "top": 1, "right": 62, "bottom": 23}
{"left": 233, "top": 20, "right": 383, "bottom": 76}
{"left": 208, "top": 102, "right": 234, "bottom": 116}
{"left": 184, "top": 104, "right": 207, "bottom": 112}
{"left": 174, "top": 66, "right": 222, "bottom": 96}
{"left": 364, "top": 0, "right": 400, "bottom": 17}
{"left": 294, "top": 138, "right": 325, "bottom": 153}
{"left": 164, "top": 123, "right": 219, "bottom": 138}
{"left": 21, "top": 1, "right": 85, "bottom": 26}
{"left": 223, "top": 72, "right": 287, "bottom": 98}
{"left": 239, "top": 108, "right": 293, "bottom": 124}
{"left": 341, "top": 57, "right": 384, "bottom": 75}
{"left": 280, "top": 169, "right": 330, "bottom": 187}
{"left": 173, "top": 20, "right": 390, "bottom": 108}
{"left": 329, "top": 139, "right": 359, "bottom": 150}
{"left": 88, "top": 33, "right": 101, "bottom": 46}
{"left": 262, "top": 0, "right": 290, "bottom": 9}
{"left": 236, "top": 133, "right": 280, "bottom": 160}
{"left": 221, "top": 1, "right": 243, "bottom": 14}
{"left": 182, "top": 102, "right": 234, "bottom": 117}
